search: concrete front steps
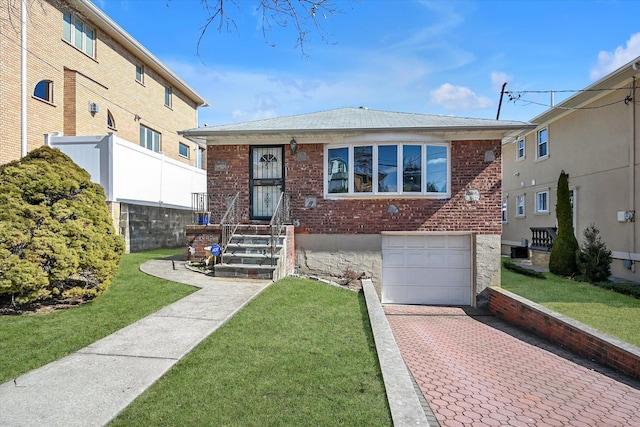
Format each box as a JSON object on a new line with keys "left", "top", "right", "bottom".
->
{"left": 214, "top": 226, "right": 284, "bottom": 280}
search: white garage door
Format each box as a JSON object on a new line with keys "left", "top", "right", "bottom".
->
{"left": 382, "top": 234, "right": 472, "bottom": 305}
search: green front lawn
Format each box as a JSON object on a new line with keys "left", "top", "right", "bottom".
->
{"left": 0, "top": 249, "right": 196, "bottom": 384}
{"left": 500, "top": 260, "right": 640, "bottom": 347}
{"left": 109, "top": 277, "right": 392, "bottom": 427}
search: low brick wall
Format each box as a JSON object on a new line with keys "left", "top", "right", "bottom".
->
{"left": 487, "top": 287, "right": 640, "bottom": 379}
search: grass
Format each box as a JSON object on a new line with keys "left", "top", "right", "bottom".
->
{"left": 109, "top": 277, "right": 392, "bottom": 427}
{"left": 500, "top": 260, "right": 640, "bottom": 347}
{"left": 0, "top": 249, "right": 196, "bottom": 384}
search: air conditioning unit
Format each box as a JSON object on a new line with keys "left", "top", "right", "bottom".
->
{"left": 88, "top": 102, "right": 99, "bottom": 114}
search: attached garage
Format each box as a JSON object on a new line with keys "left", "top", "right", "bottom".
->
{"left": 381, "top": 233, "right": 473, "bottom": 305}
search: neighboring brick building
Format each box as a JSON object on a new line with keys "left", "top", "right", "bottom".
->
{"left": 1, "top": 0, "right": 209, "bottom": 252}
{"left": 182, "top": 108, "right": 534, "bottom": 305}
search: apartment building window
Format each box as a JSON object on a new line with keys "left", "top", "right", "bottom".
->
{"left": 164, "top": 85, "right": 172, "bottom": 108}
{"left": 502, "top": 198, "right": 508, "bottom": 223}
{"left": 63, "top": 11, "right": 95, "bottom": 57}
{"left": 179, "top": 142, "right": 190, "bottom": 158}
{"left": 196, "top": 148, "right": 204, "bottom": 169}
{"left": 135, "top": 63, "right": 144, "bottom": 84}
{"left": 139, "top": 125, "right": 161, "bottom": 152}
{"left": 33, "top": 80, "right": 53, "bottom": 103}
{"left": 516, "top": 194, "right": 525, "bottom": 217}
{"left": 107, "top": 110, "right": 116, "bottom": 129}
{"left": 537, "top": 128, "right": 548, "bottom": 159}
{"left": 516, "top": 138, "right": 525, "bottom": 160}
{"left": 535, "top": 190, "right": 549, "bottom": 213}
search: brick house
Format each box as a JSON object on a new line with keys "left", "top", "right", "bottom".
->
{"left": 182, "top": 108, "right": 534, "bottom": 305}
{"left": 1, "top": 0, "right": 209, "bottom": 251}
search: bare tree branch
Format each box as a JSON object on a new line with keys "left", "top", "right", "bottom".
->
{"left": 198, "top": 0, "right": 338, "bottom": 57}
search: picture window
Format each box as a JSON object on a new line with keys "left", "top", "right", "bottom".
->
{"left": 326, "top": 142, "right": 449, "bottom": 197}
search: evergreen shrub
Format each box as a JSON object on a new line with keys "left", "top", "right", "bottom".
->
{"left": 576, "top": 224, "right": 612, "bottom": 283}
{"left": 0, "top": 146, "right": 125, "bottom": 306}
{"left": 549, "top": 170, "right": 579, "bottom": 277}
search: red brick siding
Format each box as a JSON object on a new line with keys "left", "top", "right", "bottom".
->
{"left": 185, "top": 225, "right": 221, "bottom": 259}
{"left": 207, "top": 140, "right": 502, "bottom": 234}
{"left": 487, "top": 287, "right": 640, "bottom": 378}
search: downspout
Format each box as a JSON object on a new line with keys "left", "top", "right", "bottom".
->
{"left": 21, "top": 0, "right": 28, "bottom": 157}
{"left": 631, "top": 75, "right": 637, "bottom": 271}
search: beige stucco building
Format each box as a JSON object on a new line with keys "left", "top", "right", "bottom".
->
{"left": 1, "top": 0, "right": 209, "bottom": 251}
{"left": 502, "top": 57, "right": 640, "bottom": 282}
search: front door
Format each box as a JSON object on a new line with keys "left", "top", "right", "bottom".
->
{"left": 250, "top": 146, "right": 284, "bottom": 220}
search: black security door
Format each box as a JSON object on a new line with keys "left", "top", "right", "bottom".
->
{"left": 250, "top": 146, "right": 285, "bottom": 220}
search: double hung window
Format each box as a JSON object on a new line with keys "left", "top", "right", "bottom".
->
{"left": 326, "top": 142, "right": 449, "bottom": 197}
{"left": 517, "top": 139, "right": 525, "bottom": 160}
{"left": 537, "top": 128, "right": 548, "bottom": 159}
{"left": 516, "top": 195, "right": 526, "bottom": 217}
{"left": 165, "top": 85, "right": 172, "bottom": 108}
{"left": 63, "top": 11, "right": 95, "bottom": 57}
{"left": 139, "top": 125, "right": 161, "bottom": 152}
{"left": 535, "top": 190, "right": 549, "bottom": 213}
{"left": 502, "top": 199, "right": 508, "bottom": 223}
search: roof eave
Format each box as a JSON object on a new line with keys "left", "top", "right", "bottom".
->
{"left": 531, "top": 57, "right": 640, "bottom": 125}
{"left": 180, "top": 124, "right": 535, "bottom": 139}
{"left": 74, "top": 0, "right": 209, "bottom": 108}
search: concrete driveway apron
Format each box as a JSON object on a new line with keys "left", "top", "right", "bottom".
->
{"left": 385, "top": 305, "right": 640, "bottom": 427}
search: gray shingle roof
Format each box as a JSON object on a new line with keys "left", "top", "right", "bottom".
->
{"left": 181, "top": 107, "right": 532, "bottom": 136}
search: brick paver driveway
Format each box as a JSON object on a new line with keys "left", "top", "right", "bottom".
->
{"left": 385, "top": 305, "right": 640, "bottom": 427}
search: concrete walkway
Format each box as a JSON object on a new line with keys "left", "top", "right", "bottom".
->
{"left": 0, "top": 259, "right": 270, "bottom": 427}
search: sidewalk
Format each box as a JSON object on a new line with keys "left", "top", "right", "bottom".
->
{"left": 0, "top": 259, "right": 270, "bottom": 427}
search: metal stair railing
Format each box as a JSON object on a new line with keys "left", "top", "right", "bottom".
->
{"left": 220, "top": 192, "right": 240, "bottom": 253}
{"left": 269, "top": 193, "right": 290, "bottom": 266}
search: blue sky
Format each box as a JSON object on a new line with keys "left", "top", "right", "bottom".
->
{"left": 95, "top": 0, "right": 640, "bottom": 126}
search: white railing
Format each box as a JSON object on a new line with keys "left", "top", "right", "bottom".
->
{"left": 47, "top": 133, "right": 206, "bottom": 209}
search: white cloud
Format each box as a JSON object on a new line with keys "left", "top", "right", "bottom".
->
{"left": 430, "top": 83, "right": 493, "bottom": 111}
{"left": 490, "top": 72, "right": 513, "bottom": 93}
{"left": 590, "top": 33, "right": 640, "bottom": 80}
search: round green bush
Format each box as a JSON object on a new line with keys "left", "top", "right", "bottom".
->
{"left": 0, "top": 146, "right": 125, "bottom": 306}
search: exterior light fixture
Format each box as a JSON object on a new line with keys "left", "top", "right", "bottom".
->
{"left": 290, "top": 138, "right": 298, "bottom": 155}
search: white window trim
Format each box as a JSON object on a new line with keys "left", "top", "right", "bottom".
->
{"left": 536, "top": 127, "right": 549, "bottom": 160}
{"left": 534, "top": 189, "right": 550, "bottom": 214}
{"left": 63, "top": 11, "right": 96, "bottom": 58}
{"left": 164, "top": 85, "right": 172, "bottom": 108}
{"left": 516, "top": 194, "right": 526, "bottom": 218}
{"left": 178, "top": 142, "right": 190, "bottom": 159}
{"left": 135, "top": 63, "right": 144, "bottom": 84}
{"left": 324, "top": 141, "right": 451, "bottom": 199}
{"left": 502, "top": 197, "right": 508, "bottom": 223}
{"left": 516, "top": 138, "right": 525, "bottom": 161}
{"left": 139, "top": 124, "right": 161, "bottom": 153}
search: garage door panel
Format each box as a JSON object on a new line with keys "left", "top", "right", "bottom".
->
{"left": 425, "top": 235, "right": 446, "bottom": 248}
{"left": 447, "top": 252, "right": 471, "bottom": 268}
{"left": 447, "top": 235, "right": 471, "bottom": 250}
{"left": 385, "top": 235, "right": 407, "bottom": 249}
{"left": 382, "top": 285, "right": 470, "bottom": 305}
{"left": 383, "top": 251, "right": 406, "bottom": 267}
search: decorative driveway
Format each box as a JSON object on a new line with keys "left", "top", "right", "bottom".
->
{"left": 385, "top": 305, "right": 640, "bottom": 427}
